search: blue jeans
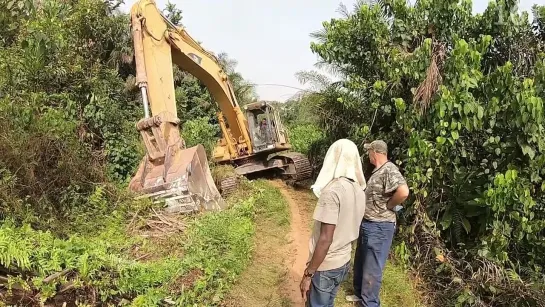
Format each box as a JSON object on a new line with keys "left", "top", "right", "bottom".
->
{"left": 307, "top": 261, "right": 350, "bottom": 307}
{"left": 352, "top": 220, "right": 395, "bottom": 307}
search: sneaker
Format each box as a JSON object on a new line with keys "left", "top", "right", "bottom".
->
{"left": 345, "top": 295, "right": 362, "bottom": 302}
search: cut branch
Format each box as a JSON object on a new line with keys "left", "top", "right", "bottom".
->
{"left": 43, "top": 268, "right": 71, "bottom": 284}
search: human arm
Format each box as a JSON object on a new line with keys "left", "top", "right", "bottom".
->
{"left": 384, "top": 166, "right": 409, "bottom": 210}
{"left": 305, "top": 223, "right": 335, "bottom": 274}
{"left": 300, "top": 188, "right": 339, "bottom": 300}
{"left": 386, "top": 183, "right": 409, "bottom": 210}
{"left": 300, "top": 223, "right": 335, "bottom": 301}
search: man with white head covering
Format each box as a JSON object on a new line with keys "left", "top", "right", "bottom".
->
{"left": 300, "top": 139, "right": 367, "bottom": 306}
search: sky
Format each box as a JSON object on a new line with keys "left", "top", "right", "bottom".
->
{"left": 121, "top": 0, "right": 545, "bottom": 102}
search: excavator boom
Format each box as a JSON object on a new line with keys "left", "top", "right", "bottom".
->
{"left": 128, "top": 0, "right": 313, "bottom": 205}
{"left": 129, "top": 0, "right": 238, "bottom": 212}
{"left": 132, "top": 0, "right": 253, "bottom": 158}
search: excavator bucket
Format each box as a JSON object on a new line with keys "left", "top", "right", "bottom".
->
{"left": 130, "top": 143, "right": 226, "bottom": 213}
{"left": 128, "top": 0, "right": 225, "bottom": 212}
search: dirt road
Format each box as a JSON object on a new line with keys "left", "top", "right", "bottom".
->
{"left": 225, "top": 180, "right": 422, "bottom": 307}
{"left": 269, "top": 180, "right": 315, "bottom": 306}
{"left": 223, "top": 180, "right": 315, "bottom": 307}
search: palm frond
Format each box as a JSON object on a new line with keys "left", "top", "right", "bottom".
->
{"left": 336, "top": 3, "right": 351, "bottom": 18}
{"left": 310, "top": 28, "right": 328, "bottom": 43}
{"left": 413, "top": 41, "right": 446, "bottom": 114}
{"left": 451, "top": 206, "right": 464, "bottom": 244}
{"left": 330, "top": 80, "right": 346, "bottom": 89}
{"left": 217, "top": 52, "right": 238, "bottom": 74}
{"left": 355, "top": 0, "right": 373, "bottom": 12}
{"left": 313, "top": 61, "right": 347, "bottom": 78}
{"left": 368, "top": 0, "right": 393, "bottom": 17}
{"left": 295, "top": 70, "right": 332, "bottom": 91}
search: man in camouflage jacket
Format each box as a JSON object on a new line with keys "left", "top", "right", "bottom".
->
{"left": 348, "top": 140, "right": 410, "bottom": 307}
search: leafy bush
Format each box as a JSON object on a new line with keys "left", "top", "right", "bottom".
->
{"left": 0, "top": 180, "right": 279, "bottom": 305}
{"left": 182, "top": 117, "right": 220, "bottom": 155}
{"left": 287, "top": 123, "right": 324, "bottom": 155}
{"left": 0, "top": 95, "right": 107, "bottom": 227}
{"left": 305, "top": 0, "right": 545, "bottom": 305}
{"left": 0, "top": 0, "right": 143, "bottom": 185}
{"left": 174, "top": 70, "right": 217, "bottom": 123}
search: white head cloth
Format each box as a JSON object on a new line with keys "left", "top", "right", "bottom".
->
{"left": 311, "top": 139, "right": 366, "bottom": 198}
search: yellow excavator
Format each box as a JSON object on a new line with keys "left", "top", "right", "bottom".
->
{"left": 128, "top": 0, "right": 312, "bottom": 213}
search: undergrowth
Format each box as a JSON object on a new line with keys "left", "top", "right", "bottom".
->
{"left": 334, "top": 260, "right": 424, "bottom": 307}
{"left": 0, "top": 179, "right": 275, "bottom": 306}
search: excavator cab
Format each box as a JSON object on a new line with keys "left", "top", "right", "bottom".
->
{"left": 244, "top": 102, "right": 289, "bottom": 153}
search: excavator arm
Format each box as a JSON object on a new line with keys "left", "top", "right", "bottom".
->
{"left": 128, "top": 0, "right": 255, "bottom": 212}
{"left": 128, "top": 0, "right": 314, "bottom": 202}
{"left": 131, "top": 0, "right": 252, "bottom": 159}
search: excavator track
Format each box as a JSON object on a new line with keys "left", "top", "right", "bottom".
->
{"left": 289, "top": 153, "right": 313, "bottom": 182}
{"left": 271, "top": 152, "right": 313, "bottom": 184}
{"left": 217, "top": 175, "right": 238, "bottom": 196}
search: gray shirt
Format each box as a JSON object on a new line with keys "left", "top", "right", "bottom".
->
{"left": 308, "top": 177, "right": 366, "bottom": 271}
{"left": 364, "top": 162, "right": 406, "bottom": 223}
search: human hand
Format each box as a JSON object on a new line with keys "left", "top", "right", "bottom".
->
{"left": 300, "top": 275, "right": 312, "bottom": 302}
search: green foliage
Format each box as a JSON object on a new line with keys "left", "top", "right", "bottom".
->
{"left": 279, "top": 93, "right": 321, "bottom": 127}
{"left": 0, "top": 0, "right": 142, "bottom": 184}
{"left": 379, "top": 262, "right": 423, "bottom": 307}
{"left": 251, "top": 181, "right": 290, "bottom": 227}
{"left": 279, "top": 92, "right": 325, "bottom": 168}
{"left": 182, "top": 117, "right": 220, "bottom": 155}
{"left": 217, "top": 52, "right": 258, "bottom": 106}
{"left": 308, "top": 0, "right": 545, "bottom": 304}
{"left": 0, "top": 96, "right": 109, "bottom": 227}
{"left": 0, "top": 181, "right": 281, "bottom": 305}
{"left": 174, "top": 72, "right": 217, "bottom": 123}
{"left": 211, "top": 164, "right": 237, "bottom": 181}
{"left": 479, "top": 170, "right": 545, "bottom": 270}
{"left": 287, "top": 124, "right": 324, "bottom": 155}
{"left": 0, "top": 0, "right": 146, "bottom": 231}
{"left": 163, "top": 1, "right": 183, "bottom": 26}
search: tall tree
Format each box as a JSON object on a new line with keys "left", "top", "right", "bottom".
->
{"left": 163, "top": 1, "right": 183, "bottom": 26}
{"left": 217, "top": 52, "right": 258, "bottom": 105}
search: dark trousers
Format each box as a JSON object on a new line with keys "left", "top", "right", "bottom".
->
{"left": 306, "top": 261, "right": 350, "bottom": 307}
{"left": 352, "top": 220, "right": 395, "bottom": 307}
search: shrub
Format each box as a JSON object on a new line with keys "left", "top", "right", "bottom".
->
{"left": 307, "top": 0, "right": 545, "bottom": 305}
{"left": 182, "top": 117, "right": 220, "bottom": 156}
{"left": 287, "top": 123, "right": 324, "bottom": 155}
{"left": 0, "top": 181, "right": 276, "bottom": 306}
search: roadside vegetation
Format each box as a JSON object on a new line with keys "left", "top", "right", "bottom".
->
{"left": 0, "top": 0, "right": 260, "bottom": 305}
{"left": 283, "top": 0, "right": 545, "bottom": 305}
{"left": 223, "top": 181, "right": 292, "bottom": 307}
{"left": 332, "top": 262, "right": 423, "bottom": 307}
{"left": 0, "top": 177, "right": 282, "bottom": 305}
